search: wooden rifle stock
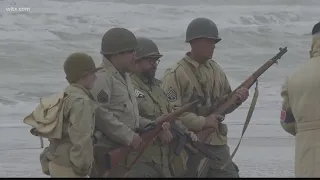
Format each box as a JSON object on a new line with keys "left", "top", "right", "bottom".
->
{"left": 196, "top": 47, "right": 288, "bottom": 143}
{"left": 105, "top": 100, "right": 200, "bottom": 174}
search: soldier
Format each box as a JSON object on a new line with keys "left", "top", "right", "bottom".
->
{"left": 280, "top": 22, "right": 320, "bottom": 177}
{"left": 89, "top": 28, "right": 170, "bottom": 177}
{"left": 161, "top": 17, "right": 249, "bottom": 177}
{"left": 129, "top": 37, "right": 198, "bottom": 177}
{"left": 40, "top": 52, "right": 101, "bottom": 177}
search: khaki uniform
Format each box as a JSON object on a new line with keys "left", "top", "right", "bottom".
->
{"left": 280, "top": 34, "right": 320, "bottom": 177}
{"left": 40, "top": 84, "right": 96, "bottom": 177}
{"left": 129, "top": 74, "right": 189, "bottom": 177}
{"left": 161, "top": 53, "right": 239, "bottom": 177}
{"left": 89, "top": 58, "right": 151, "bottom": 177}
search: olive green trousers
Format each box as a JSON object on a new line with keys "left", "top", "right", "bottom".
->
{"left": 184, "top": 144, "right": 239, "bottom": 177}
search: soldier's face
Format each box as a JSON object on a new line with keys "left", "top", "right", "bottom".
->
{"left": 122, "top": 51, "right": 137, "bottom": 72}
{"left": 82, "top": 72, "right": 97, "bottom": 90}
{"left": 191, "top": 38, "right": 216, "bottom": 61}
{"left": 135, "top": 57, "right": 160, "bottom": 79}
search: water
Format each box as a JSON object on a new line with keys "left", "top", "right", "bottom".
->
{"left": 1, "top": 0, "right": 319, "bottom": 177}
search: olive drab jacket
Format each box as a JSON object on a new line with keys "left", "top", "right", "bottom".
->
{"left": 39, "top": 84, "right": 96, "bottom": 176}
{"left": 161, "top": 53, "right": 239, "bottom": 145}
{"left": 280, "top": 34, "right": 320, "bottom": 177}
{"left": 90, "top": 57, "right": 151, "bottom": 149}
{"left": 130, "top": 74, "right": 189, "bottom": 177}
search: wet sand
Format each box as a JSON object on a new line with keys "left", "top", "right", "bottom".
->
{"left": 0, "top": 126, "right": 294, "bottom": 177}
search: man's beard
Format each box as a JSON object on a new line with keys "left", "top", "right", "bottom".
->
{"left": 141, "top": 69, "right": 156, "bottom": 82}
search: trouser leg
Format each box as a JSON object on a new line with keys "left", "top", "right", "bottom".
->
{"left": 205, "top": 144, "right": 240, "bottom": 178}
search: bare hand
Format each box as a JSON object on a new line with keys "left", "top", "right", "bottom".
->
{"left": 186, "top": 131, "right": 198, "bottom": 142}
{"left": 234, "top": 87, "right": 249, "bottom": 102}
{"left": 161, "top": 122, "right": 171, "bottom": 131}
{"left": 203, "top": 114, "right": 225, "bottom": 129}
{"left": 158, "top": 130, "right": 173, "bottom": 144}
{"left": 130, "top": 133, "right": 144, "bottom": 150}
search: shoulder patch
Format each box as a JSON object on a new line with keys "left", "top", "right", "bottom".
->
{"left": 134, "top": 89, "right": 145, "bottom": 98}
{"left": 166, "top": 87, "right": 177, "bottom": 102}
{"left": 280, "top": 109, "right": 295, "bottom": 123}
{"left": 97, "top": 90, "right": 109, "bottom": 103}
{"left": 280, "top": 110, "right": 286, "bottom": 122}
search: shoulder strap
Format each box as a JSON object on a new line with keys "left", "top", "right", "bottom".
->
{"left": 178, "top": 59, "right": 205, "bottom": 98}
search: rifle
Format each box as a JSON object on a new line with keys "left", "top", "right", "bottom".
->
{"left": 170, "top": 122, "right": 220, "bottom": 161}
{"left": 196, "top": 47, "right": 288, "bottom": 143}
{"left": 104, "top": 100, "right": 201, "bottom": 177}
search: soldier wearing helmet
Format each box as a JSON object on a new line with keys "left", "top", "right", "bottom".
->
{"left": 89, "top": 28, "right": 170, "bottom": 177}
{"left": 161, "top": 17, "right": 249, "bottom": 177}
{"left": 129, "top": 37, "right": 198, "bottom": 177}
{"left": 37, "top": 52, "right": 101, "bottom": 177}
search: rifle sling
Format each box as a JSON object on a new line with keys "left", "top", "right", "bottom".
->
{"left": 220, "top": 80, "right": 259, "bottom": 170}
{"left": 178, "top": 60, "right": 205, "bottom": 98}
{"left": 197, "top": 81, "right": 259, "bottom": 176}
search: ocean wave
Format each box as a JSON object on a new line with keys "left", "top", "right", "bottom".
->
{"left": 1, "top": 1, "right": 319, "bottom": 42}
{"left": 0, "top": 101, "right": 37, "bottom": 117}
{"left": 0, "top": 0, "right": 318, "bottom": 126}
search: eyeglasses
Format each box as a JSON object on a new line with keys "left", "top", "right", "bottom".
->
{"left": 149, "top": 58, "right": 160, "bottom": 65}
{"left": 137, "top": 57, "right": 160, "bottom": 65}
